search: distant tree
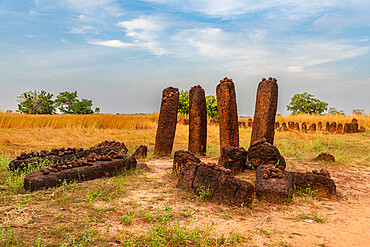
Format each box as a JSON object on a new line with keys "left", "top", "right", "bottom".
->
{"left": 54, "top": 91, "right": 94, "bottom": 114}
{"left": 95, "top": 107, "right": 100, "bottom": 113}
{"left": 352, "top": 109, "right": 364, "bottom": 115}
{"left": 178, "top": 90, "right": 189, "bottom": 115}
{"left": 328, "top": 107, "right": 345, "bottom": 115}
{"left": 286, "top": 92, "right": 328, "bottom": 115}
{"left": 206, "top": 95, "right": 218, "bottom": 119}
{"left": 17, "top": 90, "right": 55, "bottom": 114}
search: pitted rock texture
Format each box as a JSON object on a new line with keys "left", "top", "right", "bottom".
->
{"left": 328, "top": 122, "right": 336, "bottom": 133}
{"left": 262, "top": 165, "right": 284, "bottom": 179}
{"left": 314, "top": 153, "right": 335, "bottom": 162}
{"left": 359, "top": 126, "right": 366, "bottom": 132}
{"left": 154, "top": 87, "right": 179, "bottom": 156}
{"left": 132, "top": 145, "right": 148, "bottom": 159}
{"left": 255, "top": 165, "right": 293, "bottom": 203}
{"left": 275, "top": 122, "right": 280, "bottom": 129}
{"left": 177, "top": 118, "right": 189, "bottom": 125}
{"left": 247, "top": 118, "right": 253, "bottom": 127}
{"left": 336, "top": 123, "right": 343, "bottom": 134}
{"left": 24, "top": 155, "right": 136, "bottom": 191}
{"left": 325, "top": 122, "right": 330, "bottom": 131}
{"left": 176, "top": 162, "right": 254, "bottom": 206}
{"left": 291, "top": 171, "right": 336, "bottom": 198}
{"left": 173, "top": 150, "right": 201, "bottom": 176}
{"left": 238, "top": 121, "right": 247, "bottom": 128}
{"left": 250, "top": 77, "right": 278, "bottom": 145}
{"left": 216, "top": 77, "right": 239, "bottom": 149}
{"left": 247, "top": 138, "right": 286, "bottom": 171}
{"left": 353, "top": 122, "right": 359, "bottom": 133}
{"left": 217, "top": 145, "right": 248, "bottom": 174}
{"left": 343, "top": 123, "right": 352, "bottom": 133}
{"left": 301, "top": 122, "right": 307, "bottom": 132}
{"left": 317, "top": 122, "right": 322, "bottom": 131}
{"left": 10, "top": 141, "right": 128, "bottom": 171}
{"left": 188, "top": 85, "right": 207, "bottom": 156}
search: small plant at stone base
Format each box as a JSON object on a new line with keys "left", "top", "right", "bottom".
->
{"left": 259, "top": 228, "right": 273, "bottom": 238}
{"left": 33, "top": 233, "right": 47, "bottom": 247}
{"left": 196, "top": 185, "right": 210, "bottom": 200}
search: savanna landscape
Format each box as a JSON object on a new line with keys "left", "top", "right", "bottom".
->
{"left": 0, "top": 112, "right": 369, "bottom": 247}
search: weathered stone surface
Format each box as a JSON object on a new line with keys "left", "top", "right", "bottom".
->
{"left": 188, "top": 85, "right": 207, "bottom": 156}
{"left": 10, "top": 143, "right": 128, "bottom": 171}
{"left": 336, "top": 123, "right": 343, "bottom": 134}
{"left": 247, "top": 118, "right": 253, "bottom": 127}
{"left": 255, "top": 165, "right": 293, "bottom": 203}
{"left": 359, "top": 126, "right": 366, "bottom": 132}
{"left": 177, "top": 118, "right": 189, "bottom": 125}
{"left": 328, "top": 122, "right": 336, "bottom": 133}
{"left": 293, "top": 122, "right": 300, "bottom": 132}
{"left": 343, "top": 123, "right": 351, "bottom": 133}
{"left": 216, "top": 77, "right": 239, "bottom": 149}
{"left": 314, "top": 153, "right": 335, "bottom": 162}
{"left": 137, "top": 163, "right": 150, "bottom": 172}
{"left": 351, "top": 118, "right": 358, "bottom": 124}
{"left": 281, "top": 123, "right": 288, "bottom": 132}
{"left": 325, "top": 122, "right": 330, "bottom": 131}
{"left": 218, "top": 145, "right": 248, "bottom": 174}
{"left": 238, "top": 121, "right": 247, "bottom": 128}
{"left": 176, "top": 162, "right": 254, "bottom": 206}
{"left": 353, "top": 122, "right": 359, "bottom": 133}
{"left": 24, "top": 156, "right": 136, "bottom": 191}
{"left": 275, "top": 122, "right": 280, "bottom": 129}
{"left": 173, "top": 150, "right": 201, "bottom": 175}
{"left": 288, "top": 121, "right": 294, "bottom": 131}
{"left": 132, "top": 145, "right": 148, "bottom": 159}
{"left": 250, "top": 77, "right": 278, "bottom": 145}
{"left": 317, "top": 122, "right": 322, "bottom": 131}
{"left": 308, "top": 123, "right": 316, "bottom": 133}
{"left": 291, "top": 172, "right": 336, "bottom": 197}
{"left": 247, "top": 138, "right": 286, "bottom": 171}
{"left": 301, "top": 122, "right": 307, "bottom": 132}
{"left": 154, "top": 87, "right": 179, "bottom": 156}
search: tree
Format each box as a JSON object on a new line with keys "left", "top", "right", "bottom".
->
{"left": 17, "top": 90, "right": 55, "bottom": 114}
{"left": 54, "top": 91, "right": 94, "bottom": 114}
{"left": 178, "top": 90, "right": 189, "bottom": 115}
{"left": 328, "top": 107, "right": 344, "bottom": 115}
{"left": 206, "top": 95, "right": 218, "bottom": 119}
{"left": 286, "top": 92, "right": 328, "bottom": 115}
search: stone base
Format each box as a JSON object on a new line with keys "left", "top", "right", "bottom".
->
{"left": 217, "top": 145, "right": 247, "bottom": 174}
{"left": 290, "top": 172, "right": 336, "bottom": 198}
{"left": 173, "top": 150, "right": 201, "bottom": 176}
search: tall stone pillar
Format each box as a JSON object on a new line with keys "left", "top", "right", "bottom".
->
{"left": 188, "top": 85, "right": 207, "bottom": 156}
{"left": 154, "top": 87, "right": 179, "bottom": 156}
{"left": 250, "top": 77, "right": 278, "bottom": 145}
{"left": 216, "top": 77, "right": 239, "bottom": 149}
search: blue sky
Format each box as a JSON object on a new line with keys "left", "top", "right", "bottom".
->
{"left": 0, "top": 0, "right": 369, "bottom": 115}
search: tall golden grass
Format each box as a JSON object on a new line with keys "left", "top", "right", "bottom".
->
{"left": 0, "top": 112, "right": 158, "bottom": 130}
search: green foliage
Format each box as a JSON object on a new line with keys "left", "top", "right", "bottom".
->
{"left": 206, "top": 95, "right": 218, "bottom": 119}
{"left": 196, "top": 185, "right": 210, "bottom": 200}
{"left": 17, "top": 90, "right": 55, "bottom": 114}
{"left": 54, "top": 91, "right": 94, "bottom": 114}
{"left": 178, "top": 90, "right": 189, "bottom": 115}
{"left": 328, "top": 107, "right": 345, "bottom": 115}
{"left": 286, "top": 92, "right": 328, "bottom": 115}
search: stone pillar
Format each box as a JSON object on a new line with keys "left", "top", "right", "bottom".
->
{"left": 188, "top": 85, "right": 207, "bottom": 156}
{"left": 343, "top": 123, "right": 351, "bottom": 133}
{"left": 328, "top": 122, "right": 337, "bottom": 133}
{"left": 154, "top": 87, "right": 179, "bottom": 156}
{"left": 250, "top": 77, "right": 278, "bottom": 145}
{"left": 302, "top": 122, "right": 307, "bottom": 132}
{"left": 336, "top": 123, "right": 343, "bottom": 134}
{"left": 325, "top": 122, "right": 330, "bottom": 131}
{"left": 216, "top": 77, "right": 239, "bottom": 149}
{"left": 317, "top": 122, "right": 322, "bottom": 131}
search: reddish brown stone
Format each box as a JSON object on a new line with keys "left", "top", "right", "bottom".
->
{"left": 351, "top": 118, "right": 358, "bottom": 124}
{"left": 275, "top": 122, "right": 280, "bottom": 129}
{"left": 154, "top": 87, "right": 179, "bottom": 156}
{"left": 290, "top": 172, "right": 336, "bottom": 198}
{"left": 294, "top": 122, "right": 300, "bottom": 132}
{"left": 288, "top": 121, "right": 294, "bottom": 131}
{"left": 281, "top": 122, "right": 288, "bottom": 132}
{"left": 359, "top": 126, "right": 366, "bottom": 132}
{"left": 173, "top": 150, "right": 201, "bottom": 175}
{"left": 218, "top": 145, "right": 248, "bottom": 174}
{"left": 343, "top": 123, "right": 351, "bottom": 133}
{"left": 216, "top": 77, "right": 239, "bottom": 149}
{"left": 301, "top": 122, "right": 307, "bottom": 132}
{"left": 353, "top": 122, "right": 359, "bottom": 133}
{"left": 255, "top": 165, "right": 293, "bottom": 203}
{"left": 210, "top": 119, "right": 219, "bottom": 126}
{"left": 188, "top": 85, "right": 207, "bottom": 156}
{"left": 247, "top": 118, "right": 253, "bottom": 127}
{"left": 250, "top": 77, "right": 278, "bottom": 145}
{"left": 238, "top": 121, "right": 247, "bottom": 128}
{"left": 314, "top": 153, "right": 335, "bottom": 162}
{"left": 308, "top": 123, "right": 316, "bottom": 133}
{"left": 336, "top": 123, "right": 343, "bottom": 134}
{"left": 328, "top": 122, "right": 336, "bottom": 133}
{"left": 132, "top": 145, "right": 148, "bottom": 159}
{"left": 24, "top": 156, "right": 137, "bottom": 191}
{"left": 317, "top": 122, "right": 322, "bottom": 131}
{"left": 325, "top": 122, "right": 330, "bottom": 131}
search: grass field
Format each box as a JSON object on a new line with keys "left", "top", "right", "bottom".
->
{"left": 0, "top": 113, "right": 369, "bottom": 246}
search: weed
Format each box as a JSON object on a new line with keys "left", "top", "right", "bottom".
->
{"left": 196, "top": 185, "right": 210, "bottom": 200}
{"left": 295, "top": 212, "right": 326, "bottom": 223}
{"left": 122, "top": 208, "right": 136, "bottom": 225}
{"left": 260, "top": 228, "right": 273, "bottom": 238}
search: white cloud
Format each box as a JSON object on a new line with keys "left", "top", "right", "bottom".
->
{"left": 88, "top": 40, "right": 136, "bottom": 48}
{"left": 69, "top": 26, "right": 97, "bottom": 34}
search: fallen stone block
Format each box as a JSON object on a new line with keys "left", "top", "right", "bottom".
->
{"left": 290, "top": 171, "right": 336, "bottom": 198}
{"left": 24, "top": 155, "right": 136, "bottom": 191}
{"left": 132, "top": 145, "right": 148, "bottom": 159}
{"left": 314, "top": 153, "right": 335, "bottom": 162}
{"left": 255, "top": 165, "right": 293, "bottom": 203}
{"left": 173, "top": 150, "right": 201, "bottom": 175}
{"left": 176, "top": 162, "right": 254, "bottom": 207}
{"left": 217, "top": 145, "right": 248, "bottom": 174}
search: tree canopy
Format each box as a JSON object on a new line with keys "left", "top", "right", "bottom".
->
{"left": 178, "top": 90, "right": 189, "bottom": 115}
{"left": 17, "top": 90, "right": 54, "bottom": 114}
{"left": 286, "top": 92, "right": 328, "bottom": 115}
{"left": 177, "top": 90, "right": 218, "bottom": 119}
{"left": 54, "top": 91, "right": 93, "bottom": 114}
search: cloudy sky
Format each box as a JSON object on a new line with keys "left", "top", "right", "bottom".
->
{"left": 0, "top": 0, "right": 369, "bottom": 115}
